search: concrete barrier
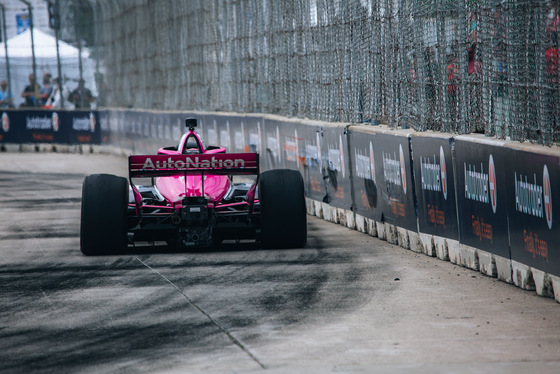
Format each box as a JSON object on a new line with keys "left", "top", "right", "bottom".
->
{"left": 3, "top": 108, "right": 560, "bottom": 303}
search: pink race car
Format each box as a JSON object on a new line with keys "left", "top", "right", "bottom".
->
{"left": 80, "top": 118, "right": 307, "bottom": 255}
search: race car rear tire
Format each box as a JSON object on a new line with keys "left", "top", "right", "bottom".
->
{"left": 259, "top": 169, "right": 307, "bottom": 249}
{"left": 80, "top": 174, "right": 129, "bottom": 255}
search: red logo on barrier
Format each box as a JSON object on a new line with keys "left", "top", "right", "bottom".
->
{"left": 1, "top": 112, "right": 9, "bottom": 133}
{"left": 400, "top": 144, "right": 407, "bottom": 194}
{"left": 543, "top": 165, "right": 553, "bottom": 229}
{"left": 440, "top": 146, "right": 447, "bottom": 200}
{"left": 489, "top": 154, "right": 497, "bottom": 213}
{"left": 89, "top": 113, "right": 96, "bottom": 132}
{"left": 52, "top": 112, "right": 59, "bottom": 132}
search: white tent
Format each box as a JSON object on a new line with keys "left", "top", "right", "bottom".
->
{"left": 0, "top": 28, "right": 97, "bottom": 107}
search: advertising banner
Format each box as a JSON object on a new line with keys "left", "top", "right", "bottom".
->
{"left": 504, "top": 148, "right": 560, "bottom": 276}
{"left": 350, "top": 129, "right": 417, "bottom": 231}
{"left": 297, "top": 122, "right": 327, "bottom": 202}
{"left": 348, "top": 129, "right": 379, "bottom": 221}
{"left": 411, "top": 136, "right": 459, "bottom": 239}
{"left": 1, "top": 110, "right": 69, "bottom": 144}
{"left": 321, "top": 125, "right": 353, "bottom": 211}
{"left": 66, "top": 111, "right": 101, "bottom": 144}
{"left": 454, "top": 139, "right": 509, "bottom": 258}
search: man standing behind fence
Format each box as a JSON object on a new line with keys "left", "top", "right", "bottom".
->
{"left": 20, "top": 74, "right": 40, "bottom": 107}
{"left": 68, "top": 79, "right": 95, "bottom": 109}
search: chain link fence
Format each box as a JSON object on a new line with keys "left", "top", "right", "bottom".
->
{"left": 88, "top": 0, "right": 559, "bottom": 145}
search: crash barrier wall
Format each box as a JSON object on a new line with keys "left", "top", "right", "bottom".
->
{"left": 2, "top": 108, "right": 560, "bottom": 302}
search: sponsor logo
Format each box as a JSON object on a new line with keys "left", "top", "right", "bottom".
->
{"left": 285, "top": 137, "right": 297, "bottom": 162}
{"left": 354, "top": 141, "right": 375, "bottom": 181}
{"left": 52, "top": 112, "right": 59, "bottom": 132}
{"left": 26, "top": 116, "right": 52, "bottom": 131}
{"left": 285, "top": 130, "right": 301, "bottom": 167}
{"left": 355, "top": 149, "right": 373, "bottom": 179}
{"left": 72, "top": 115, "right": 95, "bottom": 132}
{"left": 464, "top": 163, "right": 488, "bottom": 202}
{"left": 514, "top": 165, "right": 553, "bottom": 229}
{"left": 142, "top": 156, "right": 245, "bottom": 170}
{"left": 420, "top": 155, "right": 441, "bottom": 192}
{"left": 419, "top": 146, "right": 448, "bottom": 200}
{"left": 489, "top": 155, "right": 497, "bottom": 213}
{"left": 2, "top": 112, "right": 9, "bottom": 132}
{"left": 382, "top": 150, "right": 403, "bottom": 190}
{"left": 326, "top": 135, "right": 345, "bottom": 178}
{"left": 305, "top": 143, "right": 319, "bottom": 168}
{"left": 464, "top": 156, "right": 496, "bottom": 212}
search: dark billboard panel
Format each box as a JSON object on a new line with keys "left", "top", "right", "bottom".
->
{"left": 454, "top": 138, "right": 509, "bottom": 258}
{"left": 350, "top": 129, "right": 417, "bottom": 231}
{"left": 504, "top": 147, "right": 560, "bottom": 276}
{"left": 298, "top": 123, "right": 326, "bottom": 202}
{"left": 263, "top": 117, "right": 305, "bottom": 173}
{"left": 411, "top": 135, "right": 458, "bottom": 240}
{"left": 66, "top": 111, "right": 101, "bottom": 144}
{"left": 348, "top": 129, "right": 380, "bottom": 221}
{"left": 320, "top": 125, "right": 353, "bottom": 211}
{"left": 1, "top": 110, "right": 69, "bottom": 144}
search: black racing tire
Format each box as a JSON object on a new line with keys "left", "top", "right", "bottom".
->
{"left": 80, "top": 174, "right": 129, "bottom": 255}
{"left": 259, "top": 169, "right": 307, "bottom": 249}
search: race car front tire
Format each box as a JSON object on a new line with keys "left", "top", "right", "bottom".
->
{"left": 80, "top": 174, "right": 129, "bottom": 255}
{"left": 259, "top": 169, "right": 307, "bottom": 249}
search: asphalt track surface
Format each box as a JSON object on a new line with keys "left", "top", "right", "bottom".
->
{"left": 1, "top": 152, "right": 560, "bottom": 374}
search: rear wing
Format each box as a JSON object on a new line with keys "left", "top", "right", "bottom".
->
{"left": 129, "top": 153, "right": 259, "bottom": 178}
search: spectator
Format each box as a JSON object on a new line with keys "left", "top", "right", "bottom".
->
{"left": 546, "top": 1, "right": 560, "bottom": 33}
{"left": 39, "top": 73, "right": 53, "bottom": 107}
{"left": 69, "top": 79, "right": 95, "bottom": 109}
{"left": 20, "top": 73, "right": 40, "bottom": 107}
{"left": 468, "top": 46, "right": 482, "bottom": 77}
{"left": 0, "top": 81, "right": 14, "bottom": 108}
{"left": 446, "top": 56, "right": 459, "bottom": 120}
{"left": 46, "top": 77, "right": 71, "bottom": 109}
